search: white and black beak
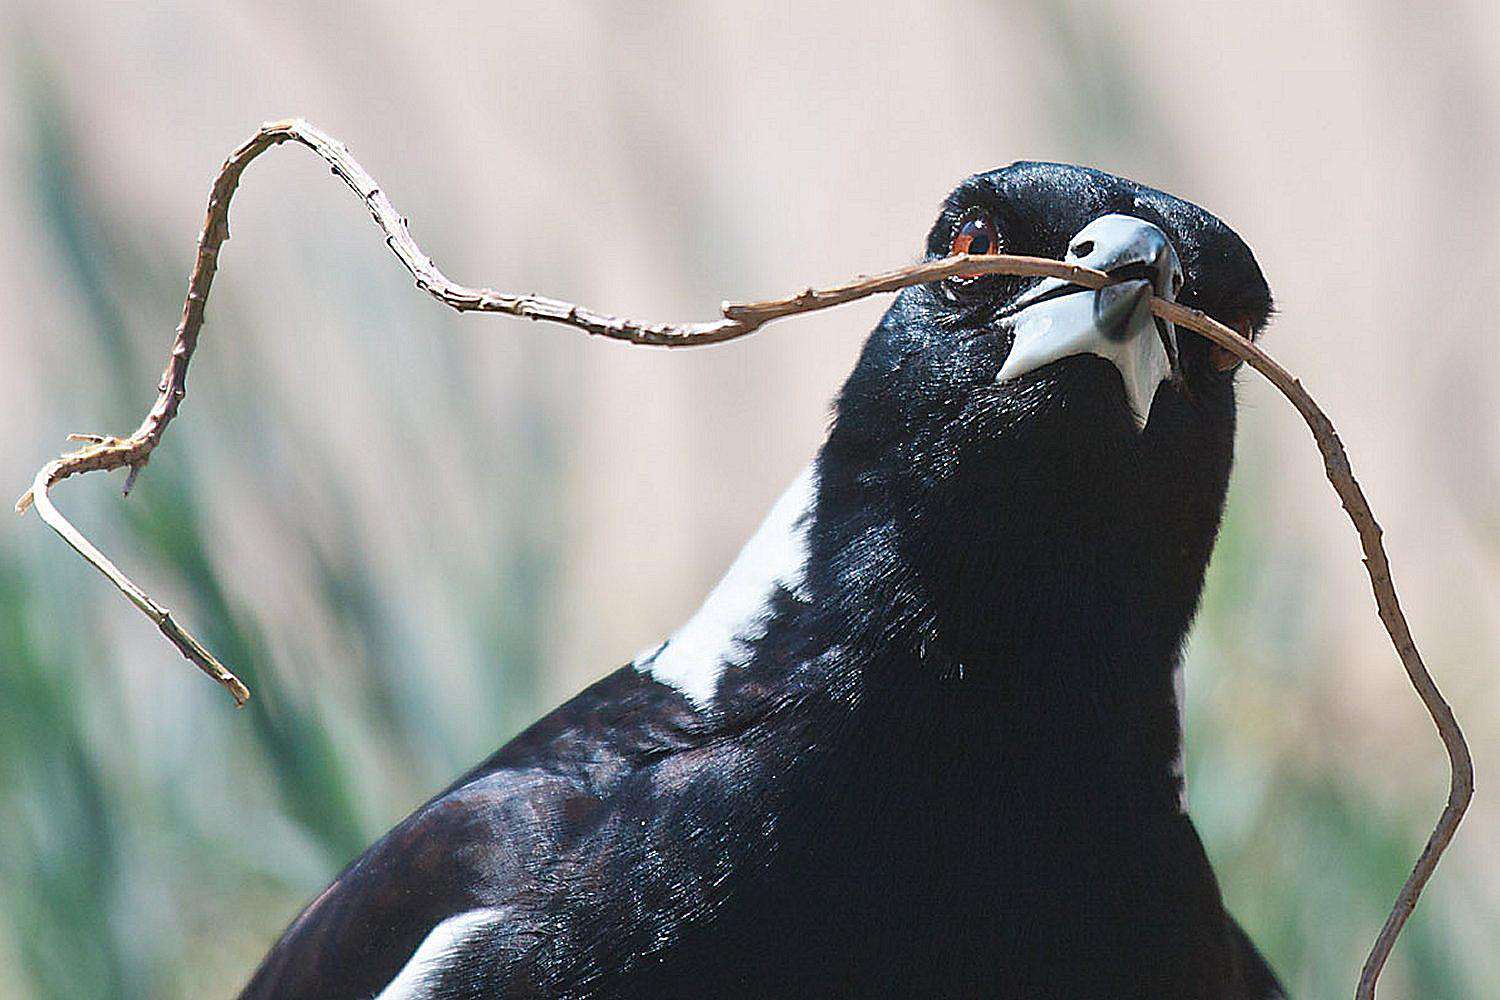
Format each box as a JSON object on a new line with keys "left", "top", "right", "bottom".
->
{"left": 997, "top": 214, "right": 1183, "bottom": 429}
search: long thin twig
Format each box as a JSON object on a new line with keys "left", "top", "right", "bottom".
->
{"left": 14, "top": 119, "right": 1470, "bottom": 997}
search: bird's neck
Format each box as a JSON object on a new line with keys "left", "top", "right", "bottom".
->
{"left": 644, "top": 431, "right": 1229, "bottom": 813}
{"left": 814, "top": 588, "right": 1190, "bottom": 824}
{"left": 798, "top": 437, "right": 1228, "bottom": 814}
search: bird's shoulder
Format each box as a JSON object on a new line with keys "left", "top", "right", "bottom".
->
{"left": 455, "top": 659, "right": 712, "bottom": 791}
{"left": 239, "top": 663, "right": 718, "bottom": 998}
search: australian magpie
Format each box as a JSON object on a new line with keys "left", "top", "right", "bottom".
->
{"left": 240, "top": 162, "right": 1283, "bottom": 999}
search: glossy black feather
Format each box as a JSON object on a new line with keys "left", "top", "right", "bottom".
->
{"left": 240, "top": 162, "right": 1283, "bottom": 999}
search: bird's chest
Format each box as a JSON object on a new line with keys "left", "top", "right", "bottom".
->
{"left": 638, "top": 687, "right": 1234, "bottom": 998}
{"left": 638, "top": 782, "right": 1229, "bottom": 998}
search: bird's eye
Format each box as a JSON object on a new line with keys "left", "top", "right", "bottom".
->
{"left": 950, "top": 208, "right": 1000, "bottom": 257}
{"left": 946, "top": 208, "right": 1002, "bottom": 287}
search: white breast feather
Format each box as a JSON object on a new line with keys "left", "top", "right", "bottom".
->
{"left": 635, "top": 463, "right": 817, "bottom": 709}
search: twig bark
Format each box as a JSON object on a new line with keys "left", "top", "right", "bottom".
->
{"left": 13, "top": 119, "right": 1470, "bottom": 997}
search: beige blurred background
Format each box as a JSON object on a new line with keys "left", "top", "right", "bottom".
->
{"left": 0, "top": 2, "right": 1496, "bottom": 997}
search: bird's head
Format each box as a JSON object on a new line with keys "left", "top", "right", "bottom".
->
{"left": 819, "top": 163, "right": 1272, "bottom": 669}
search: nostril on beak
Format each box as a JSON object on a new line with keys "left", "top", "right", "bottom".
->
{"left": 1064, "top": 214, "right": 1183, "bottom": 300}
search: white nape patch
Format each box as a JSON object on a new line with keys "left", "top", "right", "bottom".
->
{"left": 374, "top": 908, "right": 502, "bottom": 999}
{"left": 635, "top": 463, "right": 818, "bottom": 709}
{"left": 1171, "top": 662, "right": 1188, "bottom": 812}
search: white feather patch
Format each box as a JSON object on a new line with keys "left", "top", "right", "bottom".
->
{"left": 374, "top": 908, "right": 502, "bottom": 999}
{"left": 636, "top": 463, "right": 818, "bottom": 709}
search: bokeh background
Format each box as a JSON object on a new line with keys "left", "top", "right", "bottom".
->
{"left": 1, "top": 2, "right": 1497, "bottom": 997}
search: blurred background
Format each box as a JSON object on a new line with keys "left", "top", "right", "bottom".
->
{"left": 0, "top": 2, "right": 1496, "bottom": 997}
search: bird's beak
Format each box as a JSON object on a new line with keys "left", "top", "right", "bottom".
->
{"left": 996, "top": 214, "right": 1182, "bottom": 430}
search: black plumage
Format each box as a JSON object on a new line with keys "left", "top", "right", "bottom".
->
{"left": 240, "top": 162, "right": 1281, "bottom": 999}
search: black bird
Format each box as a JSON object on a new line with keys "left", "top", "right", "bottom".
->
{"left": 241, "top": 163, "right": 1282, "bottom": 999}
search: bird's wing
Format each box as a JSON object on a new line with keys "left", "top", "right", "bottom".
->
{"left": 237, "top": 663, "right": 709, "bottom": 1000}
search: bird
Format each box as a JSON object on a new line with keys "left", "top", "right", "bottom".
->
{"left": 239, "top": 162, "right": 1283, "bottom": 999}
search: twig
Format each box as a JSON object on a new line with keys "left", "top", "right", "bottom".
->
{"left": 24, "top": 463, "right": 249, "bottom": 706}
{"left": 13, "top": 119, "right": 1470, "bottom": 996}
{"left": 1145, "top": 298, "right": 1474, "bottom": 1000}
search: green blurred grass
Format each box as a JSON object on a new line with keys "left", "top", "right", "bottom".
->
{"left": 1187, "top": 474, "right": 1475, "bottom": 999}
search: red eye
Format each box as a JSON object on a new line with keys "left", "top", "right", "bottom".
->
{"left": 950, "top": 209, "right": 1000, "bottom": 257}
